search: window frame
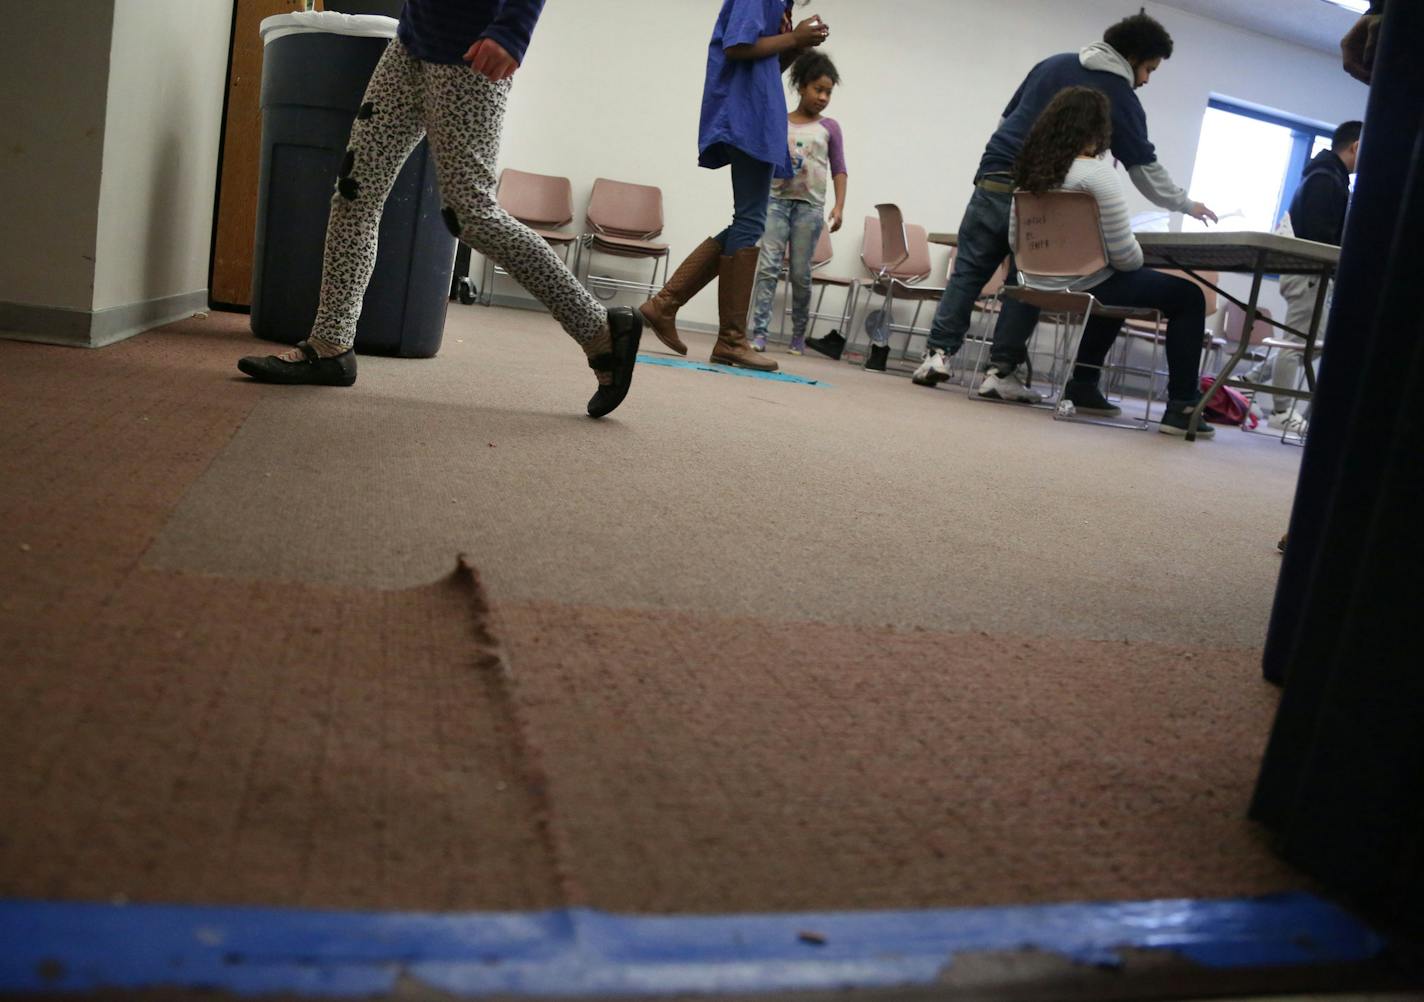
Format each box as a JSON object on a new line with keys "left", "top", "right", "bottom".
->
{"left": 1204, "top": 97, "right": 1337, "bottom": 228}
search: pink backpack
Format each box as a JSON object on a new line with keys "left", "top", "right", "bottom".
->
{"left": 1198, "top": 376, "right": 1260, "bottom": 429}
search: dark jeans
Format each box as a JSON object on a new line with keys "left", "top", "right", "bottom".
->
{"left": 927, "top": 183, "right": 1040, "bottom": 365}
{"left": 709, "top": 144, "right": 775, "bottom": 254}
{"left": 1071, "top": 268, "right": 1205, "bottom": 403}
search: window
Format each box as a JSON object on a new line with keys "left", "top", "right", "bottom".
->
{"left": 1185, "top": 99, "right": 1338, "bottom": 232}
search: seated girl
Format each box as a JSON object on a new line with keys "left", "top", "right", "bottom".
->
{"left": 1010, "top": 85, "right": 1213, "bottom": 437}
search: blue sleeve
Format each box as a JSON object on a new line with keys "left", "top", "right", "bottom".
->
{"left": 1107, "top": 88, "right": 1156, "bottom": 169}
{"left": 721, "top": 0, "right": 775, "bottom": 49}
{"left": 480, "top": 0, "right": 546, "bottom": 65}
{"left": 1001, "top": 79, "right": 1027, "bottom": 119}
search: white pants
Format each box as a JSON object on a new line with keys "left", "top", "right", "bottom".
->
{"left": 1261, "top": 273, "right": 1330, "bottom": 417}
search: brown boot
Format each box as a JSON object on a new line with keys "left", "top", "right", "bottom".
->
{"left": 638, "top": 237, "right": 721, "bottom": 356}
{"left": 710, "top": 247, "right": 779, "bottom": 372}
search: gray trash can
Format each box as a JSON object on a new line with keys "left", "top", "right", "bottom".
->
{"left": 250, "top": 12, "right": 455, "bottom": 357}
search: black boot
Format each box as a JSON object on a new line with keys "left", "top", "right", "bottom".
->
{"left": 587, "top": 307, "right": 644, "bottom": 418}
{"left": 863, "top": 343, "right": 890, "bottom": 372}
{"left": 237, "top": 341, "right": 357, "bottom": 387}
{"left": 806, "top": 329, "right": 845, "bottom": 360}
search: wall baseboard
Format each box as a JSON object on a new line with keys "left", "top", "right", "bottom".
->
{"left": 0, "top": 290, "right": 210, "bottom": 349}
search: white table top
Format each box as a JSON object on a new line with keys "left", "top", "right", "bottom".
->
{"left": 927, "top": 230, "right": 1339, "bottom": 275}
{"left": 1136, "top": 231, "right": 1339, "bottom": 275}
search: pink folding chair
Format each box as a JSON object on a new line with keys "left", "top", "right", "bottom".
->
{"left": 574, "top": 178, "right": 671, "bottom": 302}
{"left": 980, "top": 189, "right": 1164, "bottom": 429}
{"left": 479, "top": 168, "right": 578, "bottom": 305}
{"left": 843, "top": 204, "right": 943, "bottom": 370}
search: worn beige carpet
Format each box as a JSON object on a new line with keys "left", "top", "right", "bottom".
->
{"left": 0, "top": 307, "right": 1310, "bottom": 912}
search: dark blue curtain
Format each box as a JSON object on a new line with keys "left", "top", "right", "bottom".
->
{"left": 1252, "top": 1, "right": 1424, "bottom": 909}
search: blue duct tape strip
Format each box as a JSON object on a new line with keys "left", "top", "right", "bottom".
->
{"left": 636, "top": 355, "right": 830, "bottom": 386}
{"left": 0, "top": 893, "right": 1383, "bottom": 997}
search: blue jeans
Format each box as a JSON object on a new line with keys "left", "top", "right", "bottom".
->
{"left": 927, "top": 183, "right": 1040, "bottom": 366}
{"left": 709, "top": 144, "right": 775, "bottom": 254}
{"left": 749, "top": 197, "right": 825, "bottom": 337}
{"left": 1072, "top": 268, "right": 1206, "bottom": 403}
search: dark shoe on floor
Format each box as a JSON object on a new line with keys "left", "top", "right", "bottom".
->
{"left": 1158, "top": 403, "right": 1216, "bottom": 438}
{"left": 1277, "top": 532, "right": 1288, "bottom": 553}
{"left": 864, "top": 343, "right": 890, "bottom": 372}
{"left": 237, "top": 341, "right": 357, "bottom": 386}
{"left": 1063, "top": 379, "right": 1122, "bottom": 417}
{"left": 587, "top": 306, "right": 643, "bottom": 418}
{"left": 806, "top": 329, "right": 845, "bottom": 360}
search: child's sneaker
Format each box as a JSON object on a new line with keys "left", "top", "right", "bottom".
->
{"left": 806, "top": 329, "right": 845, "bottom": 359}
{"left": 1158, "top": 402, "right": 1216, "bottom": 438}
{"left": 977, "top": 363, "right": 1042, "bottom": 403}
{"left": 1268, "top": 410, "right": 1309, "bottom": 435}
{"left": 751, "top": 333, "right": 767, "bottom": 352}
{"left": 788, "top": 334, "right": 806, "bottom": 355}
{"left": 912, "top": 348, "right": 951, "bottom": 387}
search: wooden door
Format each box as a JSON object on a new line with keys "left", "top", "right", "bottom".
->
{"left": 210, "top": 0, "right": 322, "bottom": 309}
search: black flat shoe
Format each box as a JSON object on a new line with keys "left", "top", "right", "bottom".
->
{"left": 586, "top": 307, "right": 643, "bottom": 418}
{"left": 237, "top": 341, "right": 357, "bottom": 386}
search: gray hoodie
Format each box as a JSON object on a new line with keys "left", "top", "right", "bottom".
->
{"left": 1079, "top": 42, "right": 1196, "bottom": 214}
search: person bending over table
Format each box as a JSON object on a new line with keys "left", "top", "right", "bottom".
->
{"left": 1009, "top": 86, "right": 1215, "bottom": 438}
{"left": 916, "top": 11, "right": 1217, "bottom": 403}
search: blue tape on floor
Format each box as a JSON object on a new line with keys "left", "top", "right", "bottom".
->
{"left": 636, "top": 355, "right": 830, "bottom": 386}
{"left": 0, "top": 893, "right": 1383, "bottom": 997}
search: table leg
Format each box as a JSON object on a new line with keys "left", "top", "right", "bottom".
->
{"left": 1300, "top": 269, "right": 1331, "bottom": 395}
{"left": 1189, "top": 249, "right": 1265, "bottom": 441}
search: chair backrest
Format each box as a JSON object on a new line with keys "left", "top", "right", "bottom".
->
{"left": 873, "top": 203, "right": 911, "bottom": 276}
{"left": 1221, "top": 301, "right": 1274, "bottom": 345}
{"left": 861, "top": 212, "right": 931, "bottom": 282}
{"left": 1011, "top": 190, "right": 1108, "bottom": 279}
{"left": 586, "top": 178, "right": 664, "bottom": 240}
{"left": 497, "top": 168, "right": 574, "bottom": 229}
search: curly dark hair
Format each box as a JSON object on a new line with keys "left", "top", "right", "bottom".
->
{"left": 788, "top": 50, "right": 840, "bottom": 89}
{"left": 1103, "top": 12, "right": 1174, "bottom": 63}
{"left": 1013, "top": 87, "right": 1113, "bottom": 193}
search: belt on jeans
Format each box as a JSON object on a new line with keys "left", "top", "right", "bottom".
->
{"left": 975, "top": 176, "right": 1015, "bottom": 194}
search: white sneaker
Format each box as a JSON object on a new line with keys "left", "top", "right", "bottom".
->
{"left": 912, "top": 348, "right": 951, "bottom": 387}
{"left": 977, "top": 363, "right": 1043, "bottom": 404}
{"left": 1268, "top": 410, "right": 1309, "bottom": 435}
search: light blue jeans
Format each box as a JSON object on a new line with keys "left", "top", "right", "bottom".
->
{"left": 750, "top": 197, "right": 825, "bottom": 338}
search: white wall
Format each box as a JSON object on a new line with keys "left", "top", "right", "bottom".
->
{"left": 93, "top": 0, "right": 233, "bottom": 312}
{"left": 0, "top": 3, "right": 115, "bottom": 311}
{"left": 492, "top": 0, "right": 1366, "bottom": 329}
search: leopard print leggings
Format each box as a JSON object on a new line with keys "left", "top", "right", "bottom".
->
{"left": 310, "top": 40, "right": 605, "bottom": 350}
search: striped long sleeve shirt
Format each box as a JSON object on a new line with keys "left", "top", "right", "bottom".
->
{"left": 1010, "top": 156, "right": 1143, "bottom": 291}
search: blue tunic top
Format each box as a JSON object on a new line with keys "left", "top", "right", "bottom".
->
{"left": 396, "top": 0, "right": 546, "bottom": 66}
{"left": 698, "top": 0, "right": 795, "bottom": 178}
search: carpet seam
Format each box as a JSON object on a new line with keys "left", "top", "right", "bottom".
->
{"left": 457, "top": 554, "right": 586, "bottom": 908}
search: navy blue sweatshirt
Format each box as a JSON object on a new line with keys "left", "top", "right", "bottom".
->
{"left": 978, "top": 51, "right": 1155, "bottom": 180}
{"left": 1287, "top": 150, "right": 1351, "bottom": 245}
{"left": 397, "top": 0, "right": 546, "bottom": 66}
